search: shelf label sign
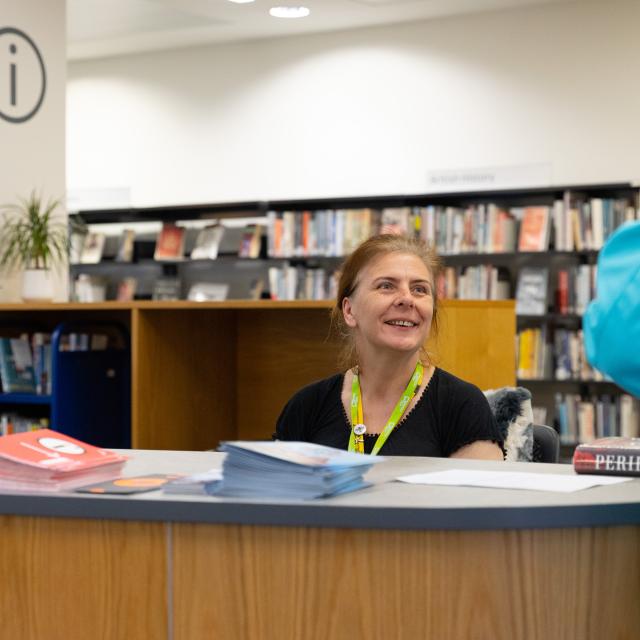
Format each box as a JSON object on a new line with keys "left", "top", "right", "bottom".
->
{"left": 427, "top": 163, "right": 551, "bottom": 192}
{"left": 0, "top": 26, "right": 46, "bottom": 124}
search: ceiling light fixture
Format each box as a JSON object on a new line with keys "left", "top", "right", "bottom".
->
{"left": 228, "top": 0, "right": 255, "bottom": 4}
{"left": 269, "top": 6, "right": 310, "bottom": 18}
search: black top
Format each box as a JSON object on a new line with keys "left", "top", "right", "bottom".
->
{"left": 275, "top": 368, "right": 503, "bottom": 457}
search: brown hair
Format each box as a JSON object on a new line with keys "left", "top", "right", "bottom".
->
{"left": 330, "top": 234, "right": 443, "bottom": 370}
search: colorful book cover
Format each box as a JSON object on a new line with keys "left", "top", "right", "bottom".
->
{"left": 0, "top": 429, "right": 127, "bottom": 473}
{"left": 573, "top": 437, "right": 640, "bottom": 476}
{"left": 154, "top": 224, "right": 185, "bottom": 261}
{"left": 518, "top": 206, "right": 550, "bottom": 251}
{"left": 0, "top": 337, "right": 37, "bottom": 393}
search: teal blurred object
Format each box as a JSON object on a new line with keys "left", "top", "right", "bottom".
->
{"left": 583, "top": 221, "right": 640, "bottom": 397}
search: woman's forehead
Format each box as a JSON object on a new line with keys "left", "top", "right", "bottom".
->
{"left": 360, "top": 251, "right": 431, "bottom": 279}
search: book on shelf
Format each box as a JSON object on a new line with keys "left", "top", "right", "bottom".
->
{"left": 0, "top": 429, "right": 128, "bottom": 492}
{"left": 248, "top": 277, "right": 265, "bottom": 300}
{"left": 73, "top": 273, "right": 107, "bottom": 302}
{"left": 115, "top": 229, "right": 136, "bottom": 262}
{"left": 573, "top": 437, "right": 640, "bottom": 476}
{"left": 268, "top": 264, "right": 334, "bottom": 301}
{"left": 380, "top": 207, "right": 411, "bottom": 236}
{"left": 80, "top": 232, "right": 106, "bottom": 264}
{"left": 212, "top": 440, "right": 384, "bottom": 499}
{"left": 518, "top": 206, "right": 550, "bottom": 251}
{"left": 152, "top": 277, "right": 181, "bottom": 301}
{"left": 0, "top": 337, "right": 37, "bottom": 394}
{"left": 238, "top": 224, "right": 262, "bottom": 259}
{"left": 187, "top": 282, "right": 229, "bottom": 302}
{"left": 0, "top": 414, "right": 48, "bottom": 437}
{"left": 69, "top": 231, "right": 86, "bottom": 264}
{"left": 515, "top": 267, "right": 548, "bottom": 315}
{"left": 31, "top": 333, "right": 52, "bottom": 395}
{"left": 116, "top": 277, "right": 137, "bottom": 302}
{"left": 154, "top": 223, "right": 185, "bottom": 261}
{"left": 191, "top": 224, "right": 225, "bottom": 260}
{"left": 556, "top": 393, "right": 639, "bottom": 445}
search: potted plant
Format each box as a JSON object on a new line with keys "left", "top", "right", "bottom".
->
{"left": 0, "top": 191, "right": 67, "bottom": 301}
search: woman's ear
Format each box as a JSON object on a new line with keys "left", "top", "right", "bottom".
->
{"left": 342, "top": 297, "right": 357, "bottom": 328}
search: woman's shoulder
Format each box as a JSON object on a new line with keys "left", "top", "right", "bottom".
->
{"left": 431, "top": 367, "right": 486, "bottom": 399}
{"left": 287, "top": 373, "right": 344, "bottom": 406}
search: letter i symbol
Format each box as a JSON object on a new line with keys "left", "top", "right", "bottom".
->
{"left": 9, "top": 43, "right": 17, "bottom": 106}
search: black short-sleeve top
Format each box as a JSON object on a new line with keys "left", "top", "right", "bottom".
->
{"left": 274, "top": 368, "right": 503, "bottom": 457}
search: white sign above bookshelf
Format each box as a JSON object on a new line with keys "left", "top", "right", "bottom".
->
{"left": 426, "top": 163, "right": 551, "bottom": 192}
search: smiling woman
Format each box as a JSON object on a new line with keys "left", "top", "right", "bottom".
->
{"left": 275, "top": 234, "right": 505, "bottom": 460}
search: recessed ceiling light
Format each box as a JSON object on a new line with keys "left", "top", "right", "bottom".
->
{"left": 269, "top": 6, "right": 310, "bottom": 18}
{"left": 228, "top": 0, "right": 255, "bottom": 3}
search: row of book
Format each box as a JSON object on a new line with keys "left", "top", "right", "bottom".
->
{"left": 0, "top": 335, "right": 52, "bottom": 395}
{"left": 265, "top": 196, "right": 639, "bottom": 258}
{"left": 515, "top": 266, "right": 597, "bottom": 316}
{"left": 71, "top": 223, "right": 263, "bottom": 264}
{"left": 0, "top": 415, "right": 48, "bottom": 437}
{"left": 420, "top": 197, "right": 638, "bottom": 254}
{"left": 267, "top": 264, "right": 338, "bottom": 301}
{"left": 517, "top": 327, "right": 605, "bottom": 381}
{"left": 438, "top": 265, "right": 511, "bottom": 301}
{"left": 555, "top": 392, "right": 639, "bottom": 445}
{"left": 0, "top": 332, "right": 112, "bottom": 395}
{"left": 267, "top": 209, "right": 376, "bottom": 259}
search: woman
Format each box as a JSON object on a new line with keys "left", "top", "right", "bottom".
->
{"left": 275, "top": 234, "right": 504, "bottom": 459}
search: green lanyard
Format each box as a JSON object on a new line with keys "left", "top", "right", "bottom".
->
{"left": 348, "top": 362, "right": 424, "bottom": 456}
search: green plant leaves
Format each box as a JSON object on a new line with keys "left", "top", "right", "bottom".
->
{"left": 0, "top": 191, "right": 67, "bottom": 271}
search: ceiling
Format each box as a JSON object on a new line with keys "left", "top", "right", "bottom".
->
{"left": 67, "top": 0, "right": 579, "bottom": 61}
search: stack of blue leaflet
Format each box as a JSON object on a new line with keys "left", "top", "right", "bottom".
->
{"left": 162, "top": 469, "right": 222, "bottom": 495}
{"left": 212, "top": 441, "right": 385, "bottom": 499}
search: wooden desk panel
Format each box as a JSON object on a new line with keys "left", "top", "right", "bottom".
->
{"left": 236, "top": 309, "right": 341, "bottom": 440}
{"left": 172, "top": 523, "right": 640, "bottom": 640}
{"left": 133, "top": 308, "right": 237, "bottom": 450}
{"left": 0, "top": 516, "right": 167, "bottom": 640}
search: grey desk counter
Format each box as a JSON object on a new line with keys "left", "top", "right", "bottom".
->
{"left": 1, "top": 450, "right": 638, "bottom": 530}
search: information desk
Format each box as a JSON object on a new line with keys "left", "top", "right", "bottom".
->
{"left": 1, "top": 451, "right": 638, "bottom": 640}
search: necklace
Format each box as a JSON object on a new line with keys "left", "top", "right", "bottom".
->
{"left": 348, "top": 361, "right": 424, "bottom": 455}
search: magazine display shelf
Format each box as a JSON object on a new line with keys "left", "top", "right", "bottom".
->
{"left": 0, "top": 450, "right": 638, "bottom": 639}
{"left": 0, "top": 299, "right": 515, "bottom": 450}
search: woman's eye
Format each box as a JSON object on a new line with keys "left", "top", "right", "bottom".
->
{"left": 413, "top": 285, "right": 430, "bottom": 295}
{"left": 377, "top": 281, "right": 393, "bottom": 290}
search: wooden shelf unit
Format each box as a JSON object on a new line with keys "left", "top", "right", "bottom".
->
{"left": 0, "top": 299, "right": 515, "bottom": 450}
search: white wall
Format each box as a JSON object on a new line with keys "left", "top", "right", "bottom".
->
{"left": 0, "top": 0, "right": 66, "bottom": 301}
{"left": 67, "top": 0, "right": 640, "bottom": 208}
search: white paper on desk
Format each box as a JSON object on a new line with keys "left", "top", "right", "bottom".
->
{"left": 397, "top": 470, "right": 632, "bottom": 493}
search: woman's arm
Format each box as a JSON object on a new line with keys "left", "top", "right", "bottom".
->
{"left": 450, "top": 440, "right": 504, "bottom": 460}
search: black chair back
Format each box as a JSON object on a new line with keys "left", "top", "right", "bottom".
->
{"left": 532, "top": 424, "right": 560, "bottom": 463}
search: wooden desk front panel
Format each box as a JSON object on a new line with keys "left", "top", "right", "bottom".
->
{"left": 172, "top": 523, "right": 640, "bottom": 640}
{"left": 133, "top": 308, "right": 237, "bottom": 450}
{"left": 0, "top": 516, "right": 168, "bottom": 640}
{"left": 236, "top": 309, "right": 341, "bottom": 440}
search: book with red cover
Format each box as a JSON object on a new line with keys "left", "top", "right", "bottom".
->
{"left": 573, "top": 437, "right": 640, "bottom": 476}
{"left": 518, "top": 206, "right": 550, "bottom": 251}
{"left": 0, "top": 429, "right": 128, "bottom": 491}
{"left": 154, "top": 224, "right": 185, "bottom": 261}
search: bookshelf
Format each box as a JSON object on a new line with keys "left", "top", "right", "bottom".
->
{"left": 68, "top": 182, "right": 640, "bottom": 451}
{"left": 0, "top": 300, "right": 515, "bottom": 450}
{"left": 0, "top": 321, "right": 130, "bottom": 447}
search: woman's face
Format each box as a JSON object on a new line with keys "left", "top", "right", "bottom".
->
{"left": 342, "top": 251, "right": 434, "bottom": 357}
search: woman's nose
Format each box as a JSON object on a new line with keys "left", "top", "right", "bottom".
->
{"left": 394, "top": 287, "right": 414, "bottom": 306}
